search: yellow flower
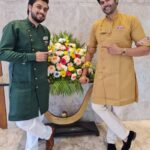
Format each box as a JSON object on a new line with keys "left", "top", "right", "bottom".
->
{"left": 70, "top": 48, "right": 75, "bottom": 53}
{"left": 61, "top": 70, "right": 66, "bottom": 77}
{"left": 68, "top": 66, "right": 75, "bottom": 72}
{"left": 82, "top": 61, "right": 92, "bottom": 68}
{"left": 48, "top": 45, "right": 51, "bottom": 50}
{"left": 70, "top": 51, "right": 75, "bottom": 58}
{"left": 71, "top": 54, "right": 75, "bottom": 59}
{"left": 65, "top": 42, "right": 69, "bottom": 46}
{"left": 65, "top": 39, "right": 69, "bottom": 46}
{"left": 76, "top": 48, "right": 80, "bottom": 53}
{"left": 69, "top": 43, "right": 76, "bottom": 48}
{"left": 48, "top": 56, "right": 51, "bottom": 62}
{"left": 48, "top": 45, "right": 55, "bottom": 52}
{"left": 64, "top": 51, "right": 69, "bottom": 55}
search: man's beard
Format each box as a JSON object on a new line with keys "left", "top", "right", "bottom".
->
{"left": 103, "top": 5, "right": 117, "bottom": 15}
{"left": 31, "top": 12, "right": 45, "bottom": 23}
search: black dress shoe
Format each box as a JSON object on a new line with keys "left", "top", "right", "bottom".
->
{"left": 121, "top": 131, "right": 136, "bottom": 150}
{"left": 107, "top": 143, "right": 116, "bottom": 150}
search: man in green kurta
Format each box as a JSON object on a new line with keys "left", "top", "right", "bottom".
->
{"left": 0, "top": 0, "right": 54, "bottom": 149}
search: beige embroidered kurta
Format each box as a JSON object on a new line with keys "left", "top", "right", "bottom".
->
{"left": 88, "top": 12, "right": 150, "bottom": 106}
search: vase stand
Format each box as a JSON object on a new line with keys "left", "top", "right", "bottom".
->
{"left": 46, "top": 121, "right": 99, "bottom": 137}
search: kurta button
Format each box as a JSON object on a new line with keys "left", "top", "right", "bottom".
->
{"left": 34, "top": 68, "right": 36, "bottom": 71}
{"left": 35, "top": 77, "right": 38, "bottom": 80}
{"left": 29, "top": 34, "right": 32, "bottom": 37}
{"left": 32, "top": 48, "right": 35, "bottom": 51}
{"left": 36, "top": 86, "right": 38, "bottom": 89}
{"left": 30, "top": 39, "right": 33, "bottom": 42}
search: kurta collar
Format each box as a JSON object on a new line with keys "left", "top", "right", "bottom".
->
{"left": 105, "top": 11, "right": 119, "bottom": 22}
{"left": 25, "top": 17, "right": 41, "bottom": 28}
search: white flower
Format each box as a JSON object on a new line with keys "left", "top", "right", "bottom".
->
{"left": 48, "top": 65, "right": 56, "bottom": 74}
{"left": 69, "top": 48, "right": 75, "bottom": 53}
{"left": 79, "top": 52, "right": 84, "bottom": 55}
{"left": 55, "top": 43, "right": 62, "bottom": 50}
{"left": 74, "top": 58, "right": 82, "bottom": 66}
{"left": 62, "top": 55, "right": 70, "bottom": 63}
{"left": 76, "top": 69, "right": 82, "bottom": 76}
{"left": 55, "top": 43, "right": 66, "bottom": 50}
{"left": 67, "top": 62, "right": 73, "bottom": 67}
{"left": 71, "top": 73, "right": 77, "bottom": 81}
{"left": 58, "top": 38, "right": 66, "bottom": 43}
{"left": 55, "top": 51, "right": 64, "bottom": 56}
{"left": 61, "top": 65, "right": 68, "bottom": 71}
{"left": 80, "top": 48, "right": 87, "bottom": 53}
{"left": 60, "top": 45, "right": 66, "bottom": 50}
{"left": 54, "top": 71, "right": 60, "bottom": 78}
{"left": 81, "top": 56, "right": 85, "bottom": 62}
{"left": 51, "top": 55, "right": 60, "bottom": 64}
{"left": 88, "top": 68, "right": 94, "bottom": 74}
{"left": 69, "top": 43, "right": 76, "bottom": 48}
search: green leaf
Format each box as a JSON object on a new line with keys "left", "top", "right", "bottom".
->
{"left": 50, "top": 79, "right": 83, "bottom": 96}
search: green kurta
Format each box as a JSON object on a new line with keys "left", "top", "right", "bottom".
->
{"left": 0, "top": 18, "right": 50, "bottom": 121}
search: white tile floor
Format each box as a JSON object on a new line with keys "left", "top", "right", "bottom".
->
{"left": 0, "top": 120, "right": 150, "bottom": 150}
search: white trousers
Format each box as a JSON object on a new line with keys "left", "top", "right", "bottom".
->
{"left": 92, "top": 103, "right": 129, "bottom": 144}
{"left": 16, "top": 115, "right": 52, "bottom": 150}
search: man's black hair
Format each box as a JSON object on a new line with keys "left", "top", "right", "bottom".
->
{"left": 27, "top": 0, "right": 49, "bottom": 14}
{"left": 97, "top": 0, "right": 100, "bottom": 3}
{"left": 97, "top": 0, "right": 118, "bottom": 4}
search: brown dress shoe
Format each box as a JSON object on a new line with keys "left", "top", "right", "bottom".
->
{"left": 46, "top": 127, "right": 55, "bottom": 150}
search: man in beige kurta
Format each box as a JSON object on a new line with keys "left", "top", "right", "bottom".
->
{"left": 80, "top": 0, "right": 150, "bottom": 150}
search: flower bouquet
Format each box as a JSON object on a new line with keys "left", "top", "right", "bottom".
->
{"left": 48, "top": 32, "right": 95, "bottom": 96}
